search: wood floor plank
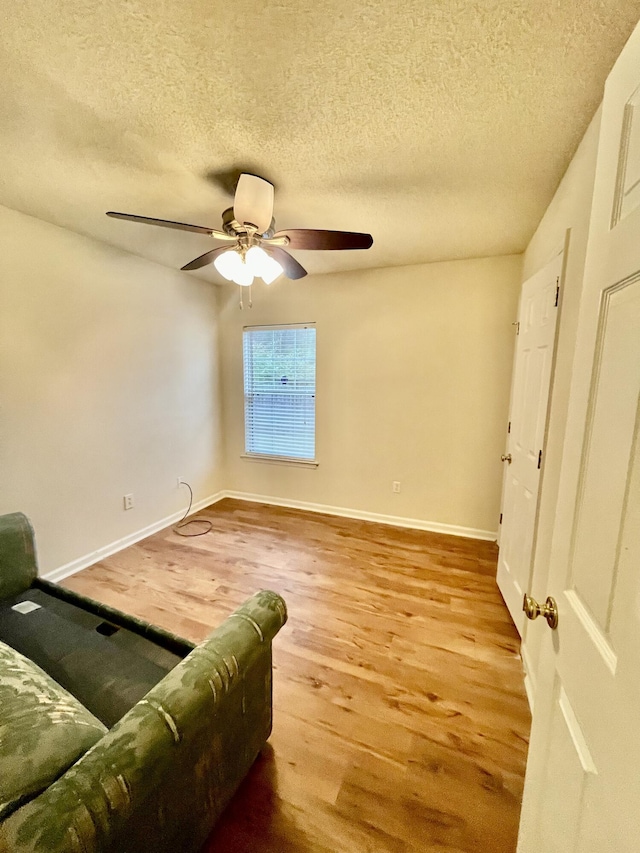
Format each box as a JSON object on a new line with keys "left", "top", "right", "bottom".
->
{"left": 62, "top": 499, "right": 530, "bottom": 852}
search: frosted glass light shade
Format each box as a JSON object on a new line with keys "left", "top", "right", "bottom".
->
{"left": 246, "top": 246, "right": 283, "bottom": 284}
{"left": 234, "top": 174, "right": 274, "bottom": 233}
{"left": 260, "top": 255, "right": 283, "bottom": 285}
{"left": 245, "top": 246, "right": 268, "bottom": 275}
{"left": 232, "top": 262, "right": 254, "bottom": 286}
{"left": 213, "top": 246, "right": 280, "bottom": 286}
{"left": 213, "top": 250, "right": 242, "bottom": 281}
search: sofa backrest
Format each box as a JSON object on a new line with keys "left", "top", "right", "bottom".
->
{"left": 0, "top": 513, "right": 38, "bottom": 601}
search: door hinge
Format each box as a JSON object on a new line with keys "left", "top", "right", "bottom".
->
{"left": 537, "top": 449, "right": 542, "bottom": 469}
{"left": 555, "top": 277, "right": 560, "bottom": 307}
{"left": 508, "top": 421, "right": 511, "bottom": 434}
{"left": 512, "top": 321, "right": 520, "bottom": 334}
{"left": 499, "top": 513, "right": 503, "bottom": 525}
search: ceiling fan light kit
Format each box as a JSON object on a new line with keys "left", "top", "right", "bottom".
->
{"left": 107, "top": 172, "right": 373, "bottom": 302}
{"left": 214, "top": 246, "right": 283, "bottom": 286}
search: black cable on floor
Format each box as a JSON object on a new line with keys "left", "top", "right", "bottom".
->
{"left": 172, "top": 482, "right": 213, "bottom": 537}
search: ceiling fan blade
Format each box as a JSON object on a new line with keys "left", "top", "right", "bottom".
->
{"left": 106, "top": 211, "right": 235, "bottom": 241}
{"left": 233, "top": 174, "right": 274, "bottom": 233}
{"left": 107, "top": 211, "right": 214, "bottom": 234}
{"left": 264, "top": 246, "right": 307, "bottom": 280}
{"left": 181, "top": 246, "right": 230, "bottom": 271}
{"left": 272, "top": 229, "right": 373, "bottom": 250}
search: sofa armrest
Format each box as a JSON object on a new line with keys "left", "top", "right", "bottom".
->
{"left": 0, "top": 590, "right": 287, "bottom": 853}
{"left": 0, "top": 513, "right": 37, "bottom": 601}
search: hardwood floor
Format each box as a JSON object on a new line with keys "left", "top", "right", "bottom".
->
{"left": 62, "top": 499, "right": 531, "bottom": 852}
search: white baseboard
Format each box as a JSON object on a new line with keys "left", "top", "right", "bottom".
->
{"left": 42, "top": 491, "right": 226, "bottom": 584}
{"left": 221, "top": 490, "right": 497, "bottom": 541}
{"left": 42, "top": 489, "right": 496, "bottom": 585}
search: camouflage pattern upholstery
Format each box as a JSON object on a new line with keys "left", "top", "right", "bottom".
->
{"left": 0, "top": 513, "right": 288, "bottom": 852}
{"left": 0, "top": 514, "right": 36, "bottom": 601}
{"left": 0, "top": 641, "right": 107, "bottom": 822}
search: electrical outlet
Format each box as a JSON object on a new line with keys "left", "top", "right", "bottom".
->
{"left": 123, "top": 493, "right": 134, "bottom": 510}
{"left": 392, "top": 481, "right": 401, "bottom": 493}
{"left": 176, "top": 477, "right": 183, "bottom": 488}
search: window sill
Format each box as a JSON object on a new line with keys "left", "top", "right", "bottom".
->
{"left": 241, "top": 454, "right": 319, "bottom": 469}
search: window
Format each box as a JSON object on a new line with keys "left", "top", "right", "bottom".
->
{"left": 243, "top": 324, "right": 316, "bottom": 462}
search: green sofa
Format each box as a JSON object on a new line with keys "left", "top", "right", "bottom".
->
{"left": 0, "top": 512, "right": 287, "bottom": 852}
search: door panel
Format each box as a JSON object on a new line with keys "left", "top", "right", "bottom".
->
{"left": 538, "top": 681, "right": 597, "bottom": 853}
{"left": 569, "top": 280, "right": 640, "bottom": 627}
{"left": 517, "top": 19, "right": 640, "bottom": 853}
{"left": 520, "top": 286, "right": 640, "bottom": 852}
{"left": 613, "top": 82, "right": 640, "bottom": 223}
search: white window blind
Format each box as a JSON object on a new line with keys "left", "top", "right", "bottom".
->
{"left": 243, "top": 324, "right": 316, "bottom": 461}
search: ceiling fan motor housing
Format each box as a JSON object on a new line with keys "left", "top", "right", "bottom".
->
{"left": 221, "top": 207, "right": 275, "bottom": 239}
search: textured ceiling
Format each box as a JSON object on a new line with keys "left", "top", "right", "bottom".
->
{"left": 1, "top": 1, "right": 639, "bottom": 282}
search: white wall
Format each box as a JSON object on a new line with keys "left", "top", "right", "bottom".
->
{"left": 219, "top": 255, "right": 522, "bottom": 537}
{"left": 0, "top": 205, "right": 223, "bottom": 575}
{"left": 520, "top": 107, "right": 602, "bottom": 700}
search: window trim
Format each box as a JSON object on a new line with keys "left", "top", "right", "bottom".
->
{"left": 240, "top": 453, "right": 319, "bottom": 468}
{"left": 242, "top": 323, "right": 316, "bottom": 332}
{"left": 242, "top": 322, "right": 317, "bottom": 465}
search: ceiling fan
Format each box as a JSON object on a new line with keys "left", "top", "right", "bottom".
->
{"left": 106, "top": 173, "right": 373, "bottom": 286}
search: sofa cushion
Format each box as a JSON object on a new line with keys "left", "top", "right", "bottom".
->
{"left": 0, "top": 639, "right": 107, "bottom": 821}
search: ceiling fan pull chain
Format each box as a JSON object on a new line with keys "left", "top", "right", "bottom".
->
{"left": 238, "top": 284, "right": 243, "bottom": 310}
{"left": 248, "top": 283, "right": 253, "bottom": 309}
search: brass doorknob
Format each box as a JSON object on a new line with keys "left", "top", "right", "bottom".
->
{"left": 501, "top": 454, "right": 512, "bottom": 463}
{"left": 523, "top": 594, "right": 558, "bottom": 630}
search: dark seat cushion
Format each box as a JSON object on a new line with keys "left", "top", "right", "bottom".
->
{"left": 0, "top": 589, "right": 182, "bottom": 727}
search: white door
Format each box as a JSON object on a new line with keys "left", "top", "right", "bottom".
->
{"left": 497, "top": 253, "right": 562, "bottom": 634}
{"left": 517, "top": 20, "right": 640, "bottom": 853}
